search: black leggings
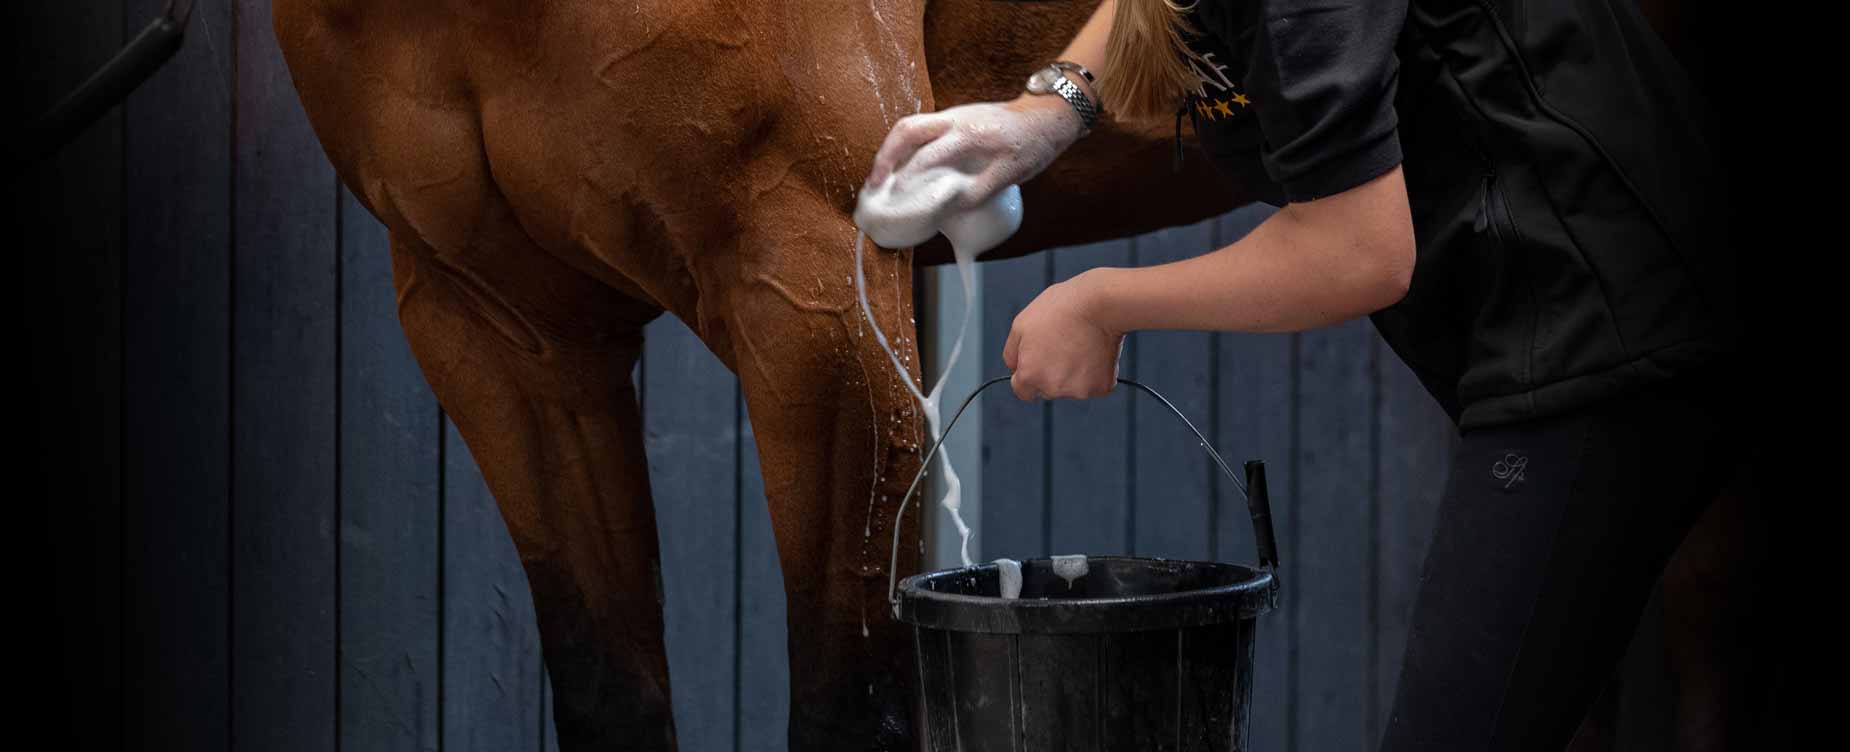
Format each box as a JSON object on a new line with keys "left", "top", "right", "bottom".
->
{"left": 1379, "top": 366, "right": 1744, "bottom": 751}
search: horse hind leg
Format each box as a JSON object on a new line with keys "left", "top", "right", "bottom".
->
{"left": 389, "top": 222, "right": 678, "bottom": 750}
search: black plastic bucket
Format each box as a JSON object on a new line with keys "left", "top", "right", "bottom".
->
{"left": 887, "top": 378, "right": 1281, "bottom": 751}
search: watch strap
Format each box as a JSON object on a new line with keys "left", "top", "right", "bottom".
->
{"left": 1049, "top": 70, "right": 1100, "bottom": 133}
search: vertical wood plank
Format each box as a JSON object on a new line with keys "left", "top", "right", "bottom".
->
{"left": 979, "top": 253, "right": 1050, "bottom": 560}
{"left": 338, "top": 199, "right": 442, "bottom": 750}
{"left": 543, "top": 673, "right": 562, "bottom": 752}
{"left": 18, "top": 2, "right": 123, "bottom": 748}
{"left": 738, "top": 404, "right": 791, "bottom": 752}
{"left": 1212, "top": 205, "right": 1291, "bottom": 751}
{"left": 1292, "top": 316, "right": 1376, "bottom": 752}
{"left": 121, "top": 0, "right": 233, "bottom": 746}
{"left": 644, "top": 317, "right": 740, "bottom": 751}
{"left": 1372, "top": 339, "right": 1455, "bottom": 744}
{"left": 442, "top": 419, "right": 546, "bottom": 752}
{"left": 1128, "top": 220, "right": 1217, "bottom": 561}
{"left": 1048, "top": 241, "right": 1133, "bottom": 556}
{"left": 232, "top": 0, "right": 340, "bottom": 746}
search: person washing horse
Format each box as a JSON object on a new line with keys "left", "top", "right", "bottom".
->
{"left": 860, "top": 0, "right": 1742, "bottom": 749}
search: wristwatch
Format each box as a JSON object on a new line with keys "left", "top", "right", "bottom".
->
{"left": 1025, "top": 61, "right": 1100, "bottom": 135}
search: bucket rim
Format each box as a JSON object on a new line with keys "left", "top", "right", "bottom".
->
{"left": 895, "top": 555, "right": 1277, "bottom": 635}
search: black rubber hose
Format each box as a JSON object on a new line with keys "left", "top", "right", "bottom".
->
{"left": 8, "top": 2, "right": 193, "bottom": 167}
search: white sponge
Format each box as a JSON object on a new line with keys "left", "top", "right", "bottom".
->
{"left": 940, "top": 185, "right": 1023, "bottom": 257}
{"left": 854, "top": 171, "right": 1023, "bottom": 257}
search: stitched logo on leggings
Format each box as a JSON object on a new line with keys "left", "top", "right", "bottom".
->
{"left": 1492, "top": 454, "right": 1528, "bottom": 490}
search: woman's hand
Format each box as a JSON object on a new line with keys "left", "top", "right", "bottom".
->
{"left": 1003, "top": 269, "right": 1125, "bottom": 400}
{"left": 856, "top": 96, "right": 1083, "bottom": 249}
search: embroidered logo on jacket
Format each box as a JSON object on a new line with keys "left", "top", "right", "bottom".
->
{"left": 1185, "top": 50, "right": 1252, "bottom": 121}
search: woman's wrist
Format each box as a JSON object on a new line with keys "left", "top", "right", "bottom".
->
{"left": 1072, "top": 266, "right": 1132, "bottom": 338}
{"left": 1062, "top": 67, "right": 1100, "bottom": 104}
{"left": 1006, "top": 92, "right": 1086, "bottom": 146}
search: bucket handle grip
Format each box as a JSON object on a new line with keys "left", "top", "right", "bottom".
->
{"left": 888, "top": 376, "right": 1281, "bottom": 609}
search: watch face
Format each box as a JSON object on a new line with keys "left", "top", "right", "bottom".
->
{"left": 1026, "top": 67, "right": 1058, "bottom": 95}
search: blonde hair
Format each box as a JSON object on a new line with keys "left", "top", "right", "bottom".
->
{"left": 1099, "top": 0, "right": 1205, "bottom": 123}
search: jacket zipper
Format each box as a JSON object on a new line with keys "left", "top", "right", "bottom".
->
{"left": 1474, "top": 165, "right": 1543, "bottom": 399}
{"left": 1478, "top": 168, "right": 1525, "bottom": 251}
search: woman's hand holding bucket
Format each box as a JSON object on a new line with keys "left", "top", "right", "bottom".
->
{"left": 1004, "top": 269, "right": 1124, "bottom": 401}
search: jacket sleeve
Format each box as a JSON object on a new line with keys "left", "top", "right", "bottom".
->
{"left": 1238, "top": 0, "right": 1407, "bottom": 202}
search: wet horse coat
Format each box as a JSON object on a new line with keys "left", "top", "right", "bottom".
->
{"left": 272, "top": 0, "right": 1239, "bottom": 748}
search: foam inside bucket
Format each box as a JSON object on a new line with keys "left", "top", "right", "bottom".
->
{"left": 898, "top": 556, "right": 1275, "bottom": 635}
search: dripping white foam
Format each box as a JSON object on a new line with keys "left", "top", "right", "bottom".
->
{"left": 1050, "top": 554, "right": 1089, "bottom": 589}
{"left": 855, "top": 174, "right": 1022, "bottom": 572}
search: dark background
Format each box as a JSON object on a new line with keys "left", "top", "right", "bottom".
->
{"left": 12, "top": 1, "right": 1788, "bottom": 750}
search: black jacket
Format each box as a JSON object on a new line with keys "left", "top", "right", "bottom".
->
{"left": 1183, "top": 0, "right": 1738, "bottom": 429}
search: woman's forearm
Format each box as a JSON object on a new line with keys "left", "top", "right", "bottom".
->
{"left": 1007, "top": 0, "right": 1113, "bottom": 112}
{"left": 999, "top": 1, "right": 1116, "bottom": 148}
{"left": 1087, "top": 167, "right": 1415, "bottom": 334}
{"left": 1057, "top": 0, "right": 1116, "bottom": 96}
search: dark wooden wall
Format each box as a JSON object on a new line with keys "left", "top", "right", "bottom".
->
{"left": 14, "top": 2, "right": 787, "bottom": 749}
{"left": 17, "top": 2, "right": 1688, "bottom": 751}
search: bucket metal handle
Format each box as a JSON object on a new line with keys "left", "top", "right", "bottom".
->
{"left": 887, "top": 376, "right": 1281, "bottom": 609}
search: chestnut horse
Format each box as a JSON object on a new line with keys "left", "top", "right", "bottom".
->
{"left": 271, "top": 0, "right": 1732, "bottom": 749}
{"left": 273, "top": 1, "right": 1237, "bottom": 748}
